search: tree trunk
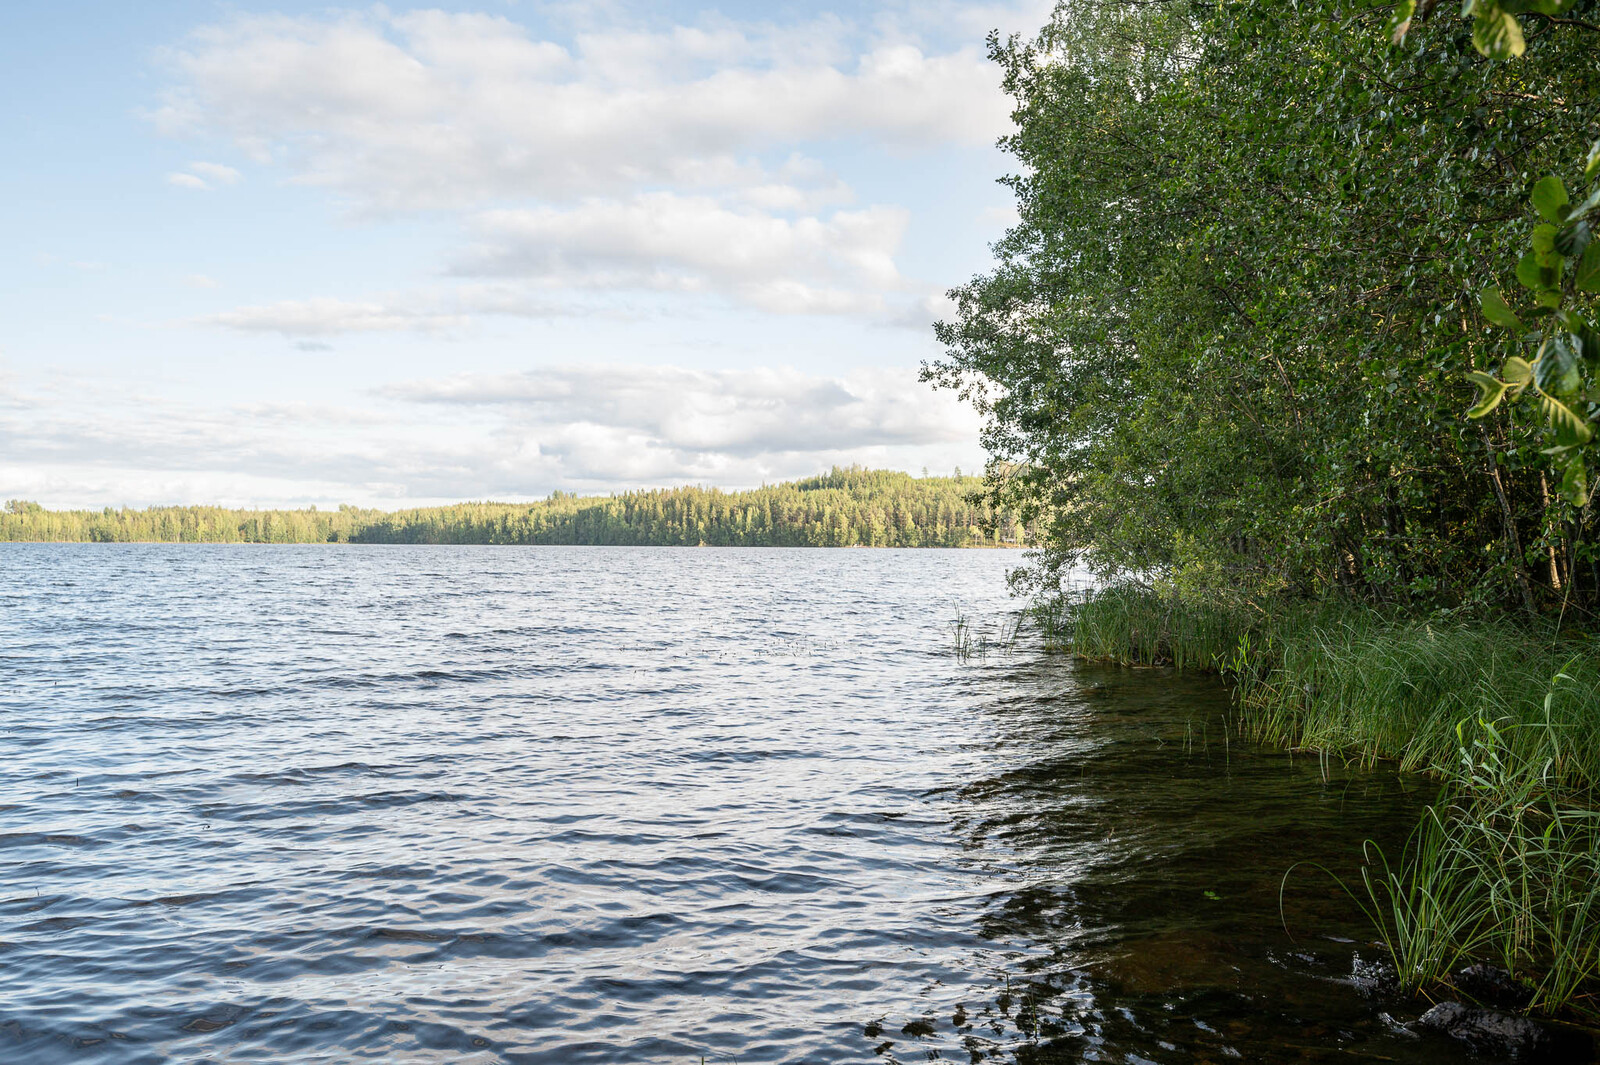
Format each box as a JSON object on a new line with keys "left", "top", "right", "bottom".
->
{"left": 1481, "top": 428, "right": 1536, "bottom": 616}
{"left": 1540, "top": 473, "right": 1564, "bottom": 594}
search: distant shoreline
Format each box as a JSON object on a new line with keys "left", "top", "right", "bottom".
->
{"left": 2, "top": 467, "right": 1034, "bottom": 550}
{"left": 0, "top": 540, "right": 1028, "bottom": 549}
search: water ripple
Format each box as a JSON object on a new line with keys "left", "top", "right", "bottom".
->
{"left": 0, "top": 545, "right": 1477, "bottom": 1063}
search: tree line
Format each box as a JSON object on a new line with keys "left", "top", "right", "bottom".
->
{"left": 0, "top": 468, "right": 1026, "bottom": 548}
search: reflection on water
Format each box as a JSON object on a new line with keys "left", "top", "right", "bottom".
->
{"left": 887, "top": 662, "right": 1458, "bottom": 1063}
{"left": 0, "top": 545, "right": 1476, "bottom": 1063}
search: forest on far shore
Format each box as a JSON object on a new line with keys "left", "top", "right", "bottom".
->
{"left": 0, "top": 467, "right": 1025, "bottom": 549}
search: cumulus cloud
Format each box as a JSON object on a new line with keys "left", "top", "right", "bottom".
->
{"left": 453, "top": 194, "right": 909, "bottom": 314}
{"left": 189, "top": 161, "right": 241, "bottom": 185}
{"left": 0, "top": 363, "right": 984, "bottom": 507}
{"left": 150, "top": 9, "right": 1011, "bottom": 211}
{"left": 385, "top": 364, "right": 980, "bottom": 480}
{"left": 152, "top": 5, "right": 1026, "bottom": 325}
{"left": 166, "top": 162, "right": 240, "bottom": 190}
{"left": 196, "top": 285, "right": 654, "bottom": 337}
{"left": 200, "top": 297, "right": 469, "bottom": 336}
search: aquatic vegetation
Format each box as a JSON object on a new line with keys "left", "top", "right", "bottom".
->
{"left": 1312, "top": 710, "right": 1600, "bottom": 1019}
{"left": 1064, "top": 584, "right": 1600, "bottom": 788}
{"left": 950, "top": 608, "right": 1021, "bottom": 661}
{"left": 1058, "top": 583, "right": 1250, "bottom": 673}
{"left": 1066, "top": 585, "right": 1600, "bottom": 1016}
{"left": 952, "top": 611, "right": 976, "bottom": 660}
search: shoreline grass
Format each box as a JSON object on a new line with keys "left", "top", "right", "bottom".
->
{"left": 1052, "top": 584, "right": 1600, "bottom": 787}
{"left": 1048, "top": 584, "right": 1600, "bottom": 1019}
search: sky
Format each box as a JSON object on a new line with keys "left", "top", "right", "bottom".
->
{"left": 1, "top": 0, "right": 1049, "bottom": 509}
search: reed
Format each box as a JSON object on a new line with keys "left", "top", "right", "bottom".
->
{"left": 1065, "top": 584, "right": 1600, "bottom": 788}
{"left": 1066, "top": 585, "right": 1600, "bottom": 1016}
{"left": 951, "top": 609, "right": 1022, "bottom": 661}
{"left": 1329, "top": 711, "right": 1600, "bottom": 1017}
{"left": 1057, "top": 582, "right": 1245, "bottom": 671}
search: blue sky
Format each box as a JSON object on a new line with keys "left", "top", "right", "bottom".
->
{"left": 2, "top": 0, "right": 1048, "bottom": 508}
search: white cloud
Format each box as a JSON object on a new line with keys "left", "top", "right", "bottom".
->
{"left": 189, "top": 161, "right": 241, "bottom": 185}
{"left": 196, "top": 285, "right": 652, "bottom": 337}
{"left": 193, "top": 194, "right": 939, "bottom": 331}
{"left": 166, "top": 171, "right": 209, "bottom": 190}
{"left": 151, "top": 9, "right": 1011, "bottom": 211}
{"left": 0, "top": 363, "right": 984, "bottom": 507}
{"left": 978, "top": 204, "right": 1021, "bottom": 228}
{"left": 453, "top": 194, "right": 909, "bottom": 314}
{"left": 152, "top": 5, "right": 1025, "bottom": 327}
{"left": 200, "top": 297, "right": 468, "bottom": 336}
{"left": 387, "top": 363, "right": 979, "bottom": 466}
{"left": 184, "top": 273, "right": 220, "bottom": 288}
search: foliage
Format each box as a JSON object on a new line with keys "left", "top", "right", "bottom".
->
{"left": 0, "top": 468, "right": 1027, "bottom": 549}
{"left": 1402, "top": 1, "right": 1600, "bottom": 510}
{"left": 927, "top": 0, "right": 1600, "bottom": 616}
{"left": 1464, "top": 164, "right": 1600, "bottom": 509}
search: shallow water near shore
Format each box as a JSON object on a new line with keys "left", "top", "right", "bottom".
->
{"left": 1, "top": 544, "right": 1485, "bottom": 1063}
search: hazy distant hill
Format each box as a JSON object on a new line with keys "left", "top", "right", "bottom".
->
{"left": 1, "top": 467, "right": 1028, "bottom": 548}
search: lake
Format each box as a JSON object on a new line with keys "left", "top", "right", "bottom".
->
{"left": 0, "top": 545, "right": 1472, "bottom": 1062}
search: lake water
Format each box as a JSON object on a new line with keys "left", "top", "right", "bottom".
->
{"left": 1, "top": 545, "right": 1477, "bottom": 1063}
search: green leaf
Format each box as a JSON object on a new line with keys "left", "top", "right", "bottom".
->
{"left": 1568, "top": 186, "right": 1600, "bottom": 222}
{"left": 1533, "top": 176, "right": 1570, "bottom": 223}
{"left": 1535, "top": 335, "right": 1577, "bottom": 392}
{"left": 1479, "top": 286, "right": 1523, "bottom": 332}
{"left": 1560, "top": 458, "right": 1589, "bottom": 507}
{"left": 1535, "top": 287, "right": 1563, "bottom": 309}
{"left": 1578, "top": 321, "right": 1600, "bottom": 366}
{"left": 1502, "top": 0, "right": 1575, "bottom": 13}
{"left": 1577, "top": 242, "right": 1600, "bottom": 292}
{"left": 1518, "top": 250, "right": 1548, "bottom": 290}
{"left": 1588, "top": 139, "right": 1600, "bottom": 181}
{"left": 1540, "top": 394, "right": 1594, "bottom": 446}
{"left": 1556, "top": 221, "right": 1592, "bottom": 258}
{"left": 1473, "top": 5, "right": 1527, "bottom": 59}
{"left": 1548, "top": 334, "right": 1583, "bottom": 394}
{"left": 1504, "top": 356, "right": 1534, "bottom": 392}
{"left": 1387, "top": 0, "right": 1417, "bottom": 43}
{"left": 1532, "top": 223, "right": 1559, "bottom": 255}
{"left": 1466, "top": 371, "right": 1508, "bottom": 418}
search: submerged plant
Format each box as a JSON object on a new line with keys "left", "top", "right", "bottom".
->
{"left": 952, "top": 611, "right": 976, "bottom": 660}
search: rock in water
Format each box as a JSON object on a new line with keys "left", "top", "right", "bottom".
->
{"left": 1416, "top": 1001, "right": 1593, "bottom": 1063}
{"left": 1348, "top": 953, "right": 1398, "bottom": 998}
{"left": 1451, "top": 963, "right": 1533, "bottom": 1010}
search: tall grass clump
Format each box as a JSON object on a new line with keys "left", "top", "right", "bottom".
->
{"left": 1065, "top": 583, "right": 1600, "bottom": 790}
{"left": 1347, "top": 707, "right": 1600, "bottom": 1017}
{"left": 1064, "top": 583, "right": 1251, "bottom": 671}
{"left": 1238, "top": 619, "right": 1600, "bottom": 790}
{"left": 1067, "top": 584, "right": 1600, "bottom": 1016}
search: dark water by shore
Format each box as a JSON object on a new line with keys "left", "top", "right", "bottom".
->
{"left": 1, "top": 545, "right": 1475, "bottom": 1062}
